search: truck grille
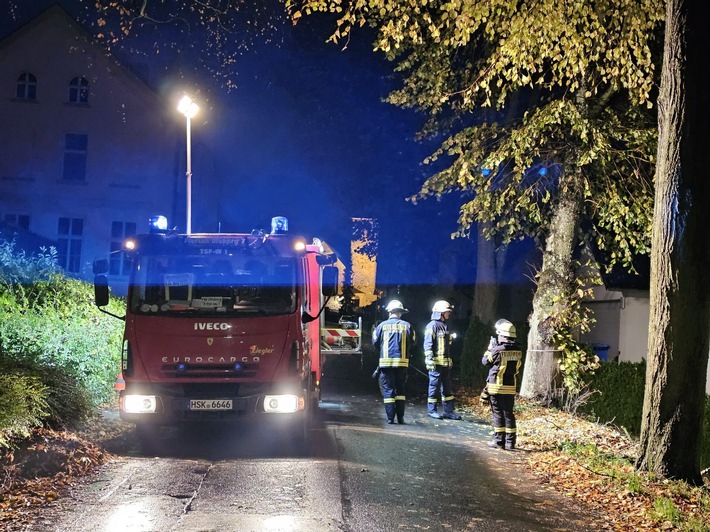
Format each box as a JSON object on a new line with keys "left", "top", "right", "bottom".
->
{"left": 161, "top": 363, "right": 258, "bottom": 379}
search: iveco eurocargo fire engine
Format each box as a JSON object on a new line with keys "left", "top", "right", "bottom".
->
{"left": 93, "top": 216, "right": 361, "bottom": 438}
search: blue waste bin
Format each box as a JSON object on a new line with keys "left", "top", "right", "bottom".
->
{"left": 592, "top": 343, "right": 611, "bottom": 361}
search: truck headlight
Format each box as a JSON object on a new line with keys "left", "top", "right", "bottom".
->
{"left": 123, "top": 395, "right": 158, "bottom": 414}
{"left": 263, "top": 394, "right": 303, "bottom": 413}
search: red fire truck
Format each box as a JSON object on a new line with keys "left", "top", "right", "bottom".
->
{"left": 93, "top": 216, "right": 361, "bottom": 439}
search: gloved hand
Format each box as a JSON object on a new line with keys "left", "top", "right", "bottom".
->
{"left": 425, "top": 358, "right": 435, "bottom": 371}
{"left": 480, "top": 386, "right": 490, "bottom": 404}
{"left": 371, "top": 367, "right": 380, "bottom": 379}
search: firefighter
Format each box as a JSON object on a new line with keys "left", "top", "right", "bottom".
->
{"left": 482, "top": 319, "right": 523, "bottom": 449}
{"left": 372, "top": 300, "right": 416, "bottom": 424}
{"left": 424, "top": 300, "right": 462, "bottom": 420}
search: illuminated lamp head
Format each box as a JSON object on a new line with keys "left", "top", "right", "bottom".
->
{"left": 149, "top": 215, "right": 169, "bottom": 233}
{"left": 271, "top": 216, "right": 288, "bottom": 234}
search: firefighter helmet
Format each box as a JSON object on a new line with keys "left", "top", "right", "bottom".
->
{"left": 385, "top": 300, "right": 408, "bottom": 313}
{"left": 432, "top": 300, "right": 453, "bottom": 313}
{"left": 495, "top": 319, "right": 516, "bottom": 339}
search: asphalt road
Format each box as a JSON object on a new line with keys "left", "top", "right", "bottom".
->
{"left": 32, "top": 356, "right": 600, "bottom": 532}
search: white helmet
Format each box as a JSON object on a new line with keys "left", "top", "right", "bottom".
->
{"left": 385, "top": 300, "right": 408, "bottom": 313}
{"left": 495, "top": 319, "right": 516, "bottom": 339}
{"left": 432, "top": 300, "right": 453, "bottom": 313}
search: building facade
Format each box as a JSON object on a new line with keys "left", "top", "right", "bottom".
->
{"left": 0, "top": 6, "right": 180, "bottom": 287}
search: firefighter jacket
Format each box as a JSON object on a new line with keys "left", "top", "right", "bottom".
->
{"left": 373, "top": 317, "right": 416, "bottom": 368}
{"left": 423, "top": 318, "right": 452, "bottom": 368}
{"left": 482, "top": 341, "right": 522, "bottom": 395}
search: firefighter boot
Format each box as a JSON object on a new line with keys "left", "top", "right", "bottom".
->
{"left": 488, "top": 429, "right": 505, "bottom": 449}
{"left": 442, "top": 400, "right": 462, "bottom": 420}
{"left": 396, "top": 401, "right": 405, "bottom": 424}
{"left": 427, "top": 398, "right": 442, "bottom": 419}
{"left": 506, "top": 432, "right": 517, "bottom": 450}
{"left": 385, "top": 402, "right": 396, "bottom": 424}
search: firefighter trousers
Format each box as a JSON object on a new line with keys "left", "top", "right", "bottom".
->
{"left": 380, "top": 367, "right": 407, "bottom": 422}
{"left": 427, "top": 366, "right": 455, "bottom": 415}
{"left": 489, "top": 393, "right": 516, "bottom": 447}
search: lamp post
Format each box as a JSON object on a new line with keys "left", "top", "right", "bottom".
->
{"left": 177, "top": 95, "right": 199, "bottom": 234}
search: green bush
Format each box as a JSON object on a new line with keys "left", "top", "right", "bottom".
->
{"left": 583, "top": 360, "right": 646, "bottom": 435}
{"left": 582, "top": 360, "right": 710, "bottom": 471}
{"left": 0, "top": 239, "right": 124, "bottom": 442}
{"left": 702, "top": 395, "right": 710, "bottom": 473}
{"left": 0, "top": 309, "right": 123, "bottom": 406}
{"left": 0, "top": 355, "right": 95, "bottom": 430}
{"left": 0, "top": 372, "right": 48, "bottom": 448}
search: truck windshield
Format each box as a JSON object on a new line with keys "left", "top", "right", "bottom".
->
{"left": 129, "top": 253, "right": 297, "bottom": 316}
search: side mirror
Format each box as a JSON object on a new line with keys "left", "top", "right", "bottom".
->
{"left": 94, "top": 275, "right": 110, "bottom": 307}
{"left": 322, "top": 266, "right": 338, "bottom": 297}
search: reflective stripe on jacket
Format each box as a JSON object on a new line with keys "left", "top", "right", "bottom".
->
{"left": 423, "top": 319, "right": 452, "bottom": 367}
{"left": 373, "top": 318, "right": 415, "bottom": 368}
{"left": 482, "top": 342, "right": 522, "bottom": 395}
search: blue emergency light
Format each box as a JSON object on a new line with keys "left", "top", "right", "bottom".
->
{"left": 149, "top": 215, "right": 168, "bottom": 233}
{"left": 271, "top": 216, "right": 288, "bottom": 234}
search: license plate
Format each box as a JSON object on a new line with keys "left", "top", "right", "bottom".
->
{"left": 189, "top": 399, "right": 233, "bottom": 411}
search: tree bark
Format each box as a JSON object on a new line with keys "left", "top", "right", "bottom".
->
{"left": 636, "top": 0, "right": 710, "bottom": 484}
{"left": 519, "top": 167, "right": 583, "bottom": 398}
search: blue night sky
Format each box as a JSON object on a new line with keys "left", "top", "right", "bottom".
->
{"left": 1, "top": 1, "right": 482, "bottom": 287}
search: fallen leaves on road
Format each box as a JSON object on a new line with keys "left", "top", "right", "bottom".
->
{"left": 457, "top": 388, "right": 710, "bottom": 531}
{"left": 0, "top": 428, "right": 110, "bottom": 530}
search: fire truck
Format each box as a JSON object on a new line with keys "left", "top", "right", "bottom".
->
{"left": 93, "top": 216, "right": 361, "bottom": 439}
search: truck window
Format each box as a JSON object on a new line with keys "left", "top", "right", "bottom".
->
{"left": 130, "top": 253, "right": 297, "bottom": 317}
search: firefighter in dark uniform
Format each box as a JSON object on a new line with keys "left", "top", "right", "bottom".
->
{"left": 424, "top": 300, "right": 462, "bottom": 420}
{"left": 482, "top": 319, "right": 523, "bottom": 449}
{"left": 372, "top": 300, "right": 416, "bottom": 424}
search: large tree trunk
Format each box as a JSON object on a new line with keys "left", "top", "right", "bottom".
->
{"left": 636, "top": 0, "right": 710, "bottom": 485}
{"left": 519, "top": 168, "right": 583, "bottom": 398}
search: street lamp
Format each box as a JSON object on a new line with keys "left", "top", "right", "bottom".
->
{"left": 177, "top": 95, "right": 199, "bottom": 234}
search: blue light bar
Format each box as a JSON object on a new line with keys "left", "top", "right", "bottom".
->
{"left": 271, "top": 216, "right": 288, "bottom": 234}
{"left": 149, "top": 215, "right": 168, "bottom": 233}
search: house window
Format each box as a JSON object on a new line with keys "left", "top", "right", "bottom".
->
{"left": 16, "top": 72, "right": 37, "bottom": 100}
{"left": 68, "top": 76, "right": 89, "bottom": 104}
{"left": 109, "top": 221, "right": 137, "bottom": 276}
{"left": 57, "top": 217, "right": 83, "bottom": 273}
{"left": 62, "top": 133, "right": 88, "bottom": 181}
{"left": 3, "top": 214, "right": 30, "bottom": 230}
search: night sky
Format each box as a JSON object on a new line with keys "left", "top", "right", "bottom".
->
{"left": 1, "top": 1, "right": 478, "bottom": 287}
